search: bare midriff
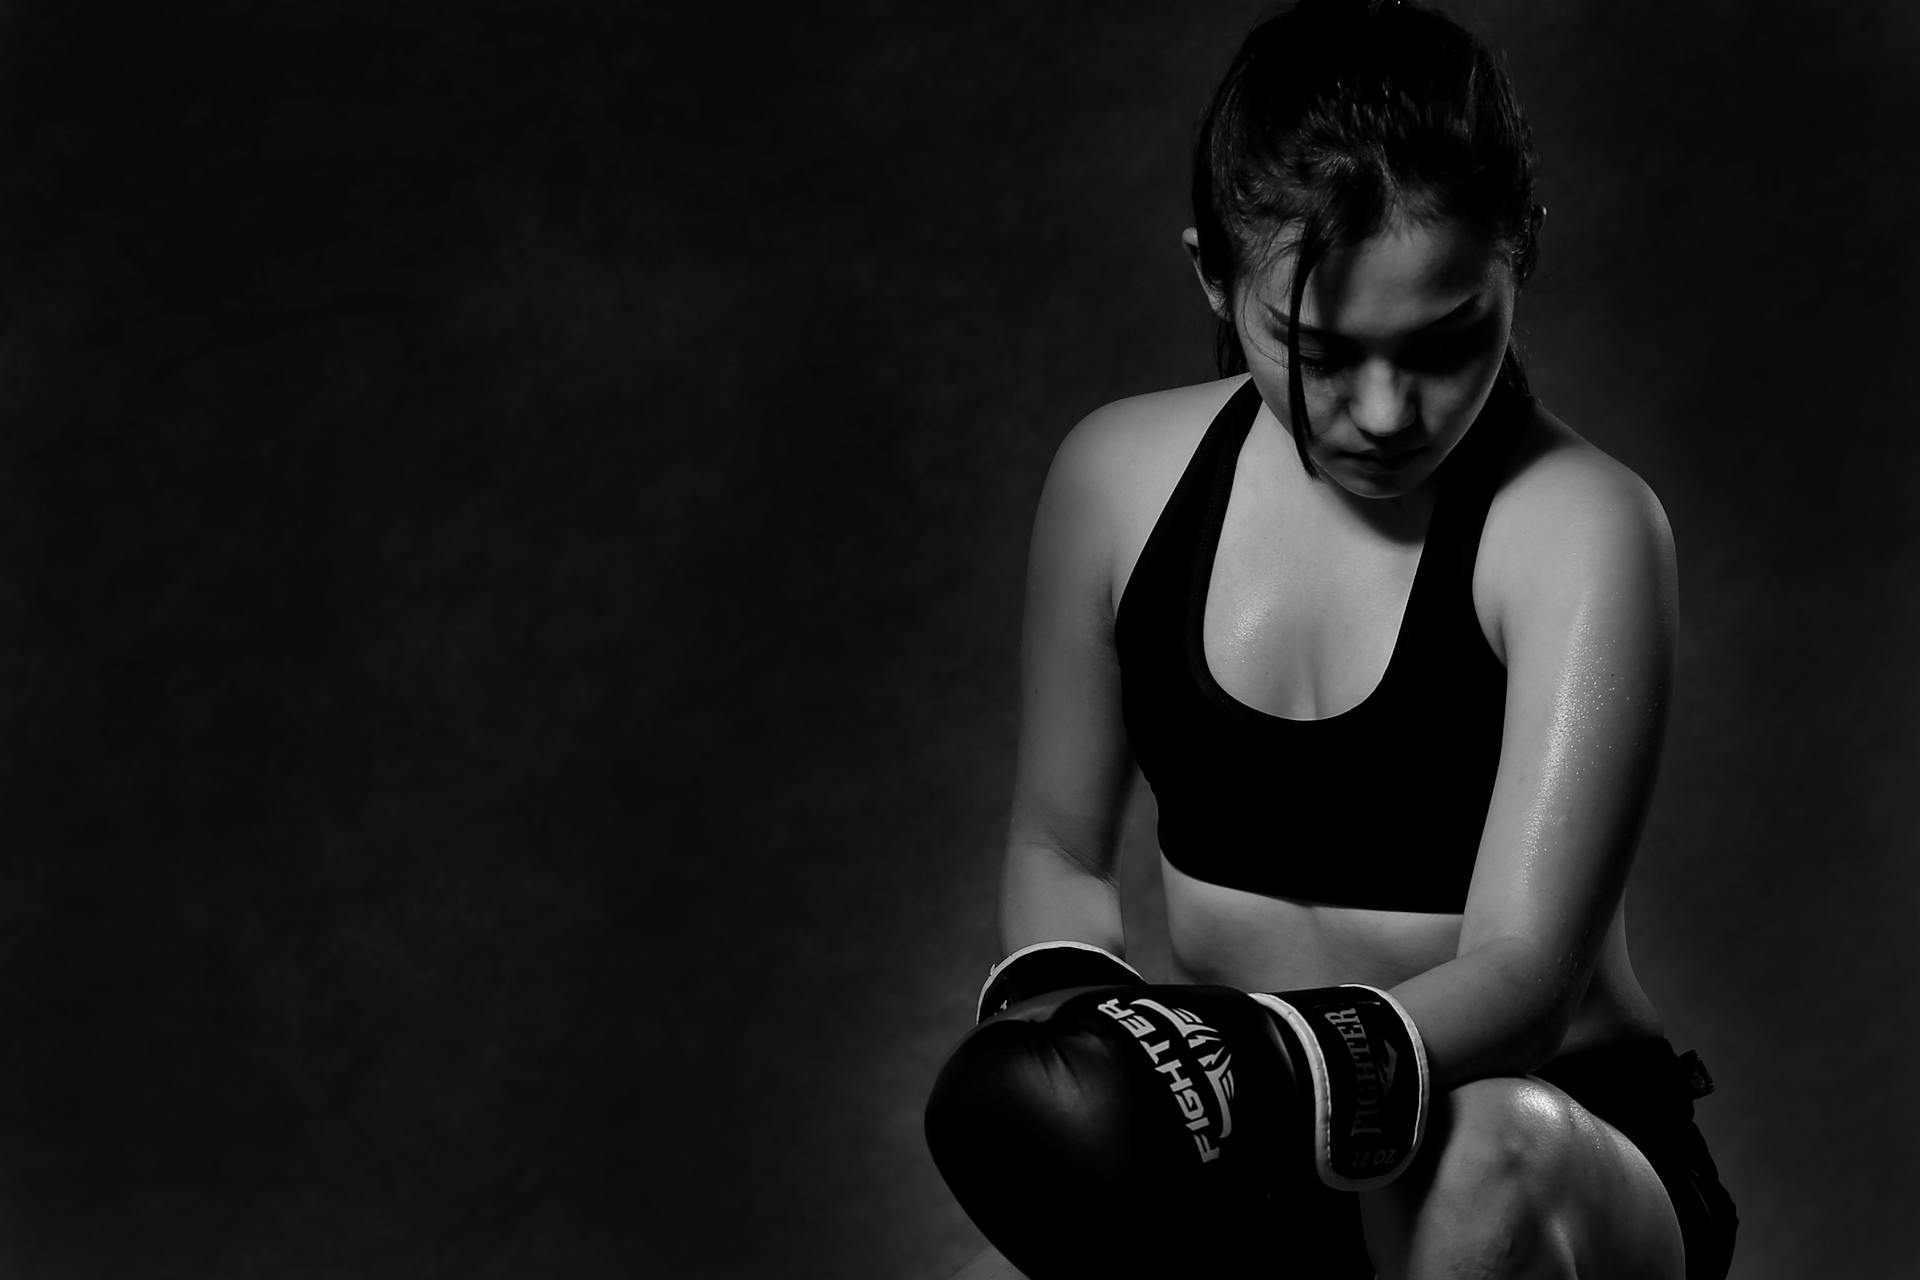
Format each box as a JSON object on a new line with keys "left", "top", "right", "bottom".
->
{"left": 1161, "top": 854, "right": 1666, "bottom": 1059}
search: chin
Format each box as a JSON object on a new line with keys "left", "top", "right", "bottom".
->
{"left": 1326, "top": 459, "right": 1438, "bottom": 499}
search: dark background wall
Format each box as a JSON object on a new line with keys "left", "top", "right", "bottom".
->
{"left": 0, "top": 1, "right": 1911, "bottom": 1277}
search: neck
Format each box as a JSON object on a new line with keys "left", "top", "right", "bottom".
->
{"left": 1255, "top": 409, "right": 1437, "bottom": 546}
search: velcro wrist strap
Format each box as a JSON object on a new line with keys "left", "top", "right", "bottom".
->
{"left": 1248, "top": 984, "right": 1429, "bottom": 1190}
{"left": 976, "top": 941, "right": 1145, "bottom": 1023}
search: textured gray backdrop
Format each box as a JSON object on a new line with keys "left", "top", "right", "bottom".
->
{"left": 0, "top": 1, "right": 1912, "bottom": 1277}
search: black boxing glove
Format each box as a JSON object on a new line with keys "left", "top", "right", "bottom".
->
{"left": 1242, "top": 985, "right": 1429, "bottom": 1189}
{"left": 924, "top": 983, "right": 1428, "bottom": 1279}
{"left": 975, "top": 940, "right": 1147, "bottom": 1023}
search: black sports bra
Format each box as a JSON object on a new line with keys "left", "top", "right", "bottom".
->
{"left": 1113, "top": 379, "right": 1525, "bottom": 912}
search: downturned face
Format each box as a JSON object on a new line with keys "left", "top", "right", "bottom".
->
{"left": 1233, "top": 218, "right": 1517, "bottom": 499}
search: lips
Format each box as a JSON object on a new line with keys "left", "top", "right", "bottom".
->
{"left": 1347, "top": 446, "right": 1425, "bottom": 470}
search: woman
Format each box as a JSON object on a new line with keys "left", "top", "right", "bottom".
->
{"left": 925, "top": 2, "right": 1739, "bottom": 1277}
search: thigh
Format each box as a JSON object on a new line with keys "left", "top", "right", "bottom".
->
{"left": 1362, "top": 1076, "right": 1684, "bottom": 1280}
{"left": 1540, "top": 1043, "right": 1739, "bottom": 1280}
{"left": 1548, "top": 1084, "right": 1688, "bottom": 1279}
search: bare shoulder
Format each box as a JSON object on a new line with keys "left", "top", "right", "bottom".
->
{"left": 1053, "top": 376, "right": 1242, "bottom": 493}
{"left": 1050, "top": 376, "right": 1246, "bottom": 611}
{"left": 1477, "top": 405, "right": 1678, "bottom": 651}
{"left": 1486, "top": 405, "right": 1675, "bottom": 557}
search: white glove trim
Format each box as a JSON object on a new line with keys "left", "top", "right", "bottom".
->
{"left": 1247, "top": 983, "right": 1429, "bottom": 1191}
{"left": 974, "top": 940, "right": 1144, "bottom": 1023}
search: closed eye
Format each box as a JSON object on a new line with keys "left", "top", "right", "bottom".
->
{"left": 1263, "top": 297, "right": 1495, "bottom": 379}
{"left": 1294, "top": 348, "right": 1351, "bottom": 376}
{"left": 1277, "top": 334, "right": 1359, "bottom": 377}
{"left": 1284, "top": 323, "right": 1496, "bottom": 379}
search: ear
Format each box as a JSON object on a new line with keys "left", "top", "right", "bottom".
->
{"left": 1181, "top": 228, "right": 1230, "bottom": 320}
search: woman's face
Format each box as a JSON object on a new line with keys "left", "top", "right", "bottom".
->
{"left": 1230, "top": 218, "right": 1516, "bottom": 500}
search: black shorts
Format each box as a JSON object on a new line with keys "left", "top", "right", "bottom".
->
{"left": 1285, "top": 1038, "right": 1739, "bottom": 1279}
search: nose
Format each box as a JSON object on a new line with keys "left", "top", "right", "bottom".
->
{"left": 1349, "top": 359, "right": 1416, "bottom": 441}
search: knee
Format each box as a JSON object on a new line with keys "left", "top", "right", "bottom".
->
{"left": 1369, "top": 1077, "right": 1584, "bottom": 1279}
{"left": 1435, "top": 1076, "right": 1585, "bottom": 1199}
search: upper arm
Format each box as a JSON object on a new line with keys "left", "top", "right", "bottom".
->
{"left": 1458, "top": 443, "right": 1679, "bottom": 1008}
{"left": 1004, "top": 404, "right": 1143, "bottom": 879}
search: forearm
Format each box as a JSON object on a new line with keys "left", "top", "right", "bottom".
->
{"left": 1387, "top": 937, "right": 1581, "bottom": 1091}
{"left": 997, "top": 842, "right": 1125, "bottom": 958}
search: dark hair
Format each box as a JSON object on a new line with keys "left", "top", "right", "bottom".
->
{"left": 1190, "top": 0, "right": 1543, "bottom": 473}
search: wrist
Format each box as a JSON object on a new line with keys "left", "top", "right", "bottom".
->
{"left": 1250, "top": 984, "right": 1430, "bottom": 1190}
{"left": 976, "top": 940, "right": 1145, "bottom": 1023}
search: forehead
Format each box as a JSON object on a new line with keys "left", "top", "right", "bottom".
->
{"left": 1247, "top": 219, "right": 1511, "bottom": 337}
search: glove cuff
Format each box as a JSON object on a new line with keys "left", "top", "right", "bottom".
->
{"left": 976, "top": 940, "right": 1145, "bottom": 1023}
{"left": 1249, "top": 984, "right": 1429, "bottom": 1191}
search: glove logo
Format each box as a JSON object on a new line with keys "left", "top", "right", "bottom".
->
{"left": 1320, "top": 1006, "right": 1388, "bottom": 1141}
{"left": 1095, "top": 996, "right": 1235, "bottom": 1165}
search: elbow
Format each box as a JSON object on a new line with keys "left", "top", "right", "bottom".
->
{"left": 1479, "top": 937, "right": 1592, "bottom": 1074}
{"left": 1512, "top": 959, "right": 1589, "bottom": 1074}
